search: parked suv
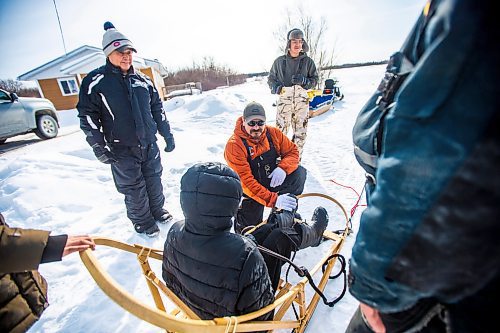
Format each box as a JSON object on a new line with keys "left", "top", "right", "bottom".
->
{"left": 0, "top": 88, "right": 59, "bottom": 144}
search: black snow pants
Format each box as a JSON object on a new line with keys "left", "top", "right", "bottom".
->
{"left": 110, "top": 142, "right": 165, "bottom": 231}
{"left": 252, "top": 222, "right": 302, "bottom": 292}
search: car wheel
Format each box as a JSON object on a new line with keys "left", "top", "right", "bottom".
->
{"left": 34, "top": 114, "right": 58, "bottom": 140}
{"left": 0, "top": 138, "right": 6, "bottom": 144}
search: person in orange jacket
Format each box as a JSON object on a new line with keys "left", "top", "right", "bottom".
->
{"left": 224, "top": 101, "right": 307, "bottom": 233}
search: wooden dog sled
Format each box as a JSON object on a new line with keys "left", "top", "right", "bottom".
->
{"left": 79, "top": 193, "right": 350, "bottom": 332}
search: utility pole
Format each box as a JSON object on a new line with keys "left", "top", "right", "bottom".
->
{"left": 53, "top": 0, "right": 67, "bottom": 55}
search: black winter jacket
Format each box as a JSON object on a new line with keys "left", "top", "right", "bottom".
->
{"left": 77, "top": 60, "right": 173, "bottom": 148}
{"left": 162, "top": 162, "right": 274, "bottom": 320}
{"left": 268, "top": 52, "right": 318, "bottom": 90}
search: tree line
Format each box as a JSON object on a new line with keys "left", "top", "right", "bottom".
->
{"left": 163, "top": 57, "right": 247, "bottom": 92}
{"left": 0, "top": 79, "right": 41, "bottom": 97}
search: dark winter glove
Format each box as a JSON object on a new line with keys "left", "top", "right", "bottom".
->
{"left": 271, "top": 83, "right": 283, "bottom": 95}
{"left": 92, "top": 143, "right": 117, "bottom": 164}
{"left": 291, "top": 74, "right": 309, "bottom": 87}
{"left": 164, "top": 136, "right": 175, "bottom": 152}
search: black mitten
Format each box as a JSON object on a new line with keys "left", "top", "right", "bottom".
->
{"left": 92, "top": 144, "right": 117, "bottom": 164}
{"left": 291, "top": 74, "right": 309, "bottom": 87}
{"left": 271, "top": 83, "right": 283, "bottom": 95}
{"left": 165, "top": 136, "right": 175, "bottom": 152}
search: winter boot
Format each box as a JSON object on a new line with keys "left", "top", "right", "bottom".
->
{"left": 135, "top": 223, "right": 160, "bottom": 238}
{"left": 155, "top": 208, "right": 173, "bottom": 224}
{"left": 298, "top": 207, "right": 328, "bottom": 249}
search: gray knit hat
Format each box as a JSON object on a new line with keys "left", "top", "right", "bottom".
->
{"left": 243, "top": 102, "right": 266, "bottom": 122}
{"left": 286, "top": 28, "right": 309, "bottom": 53}
{"left": 102, "top": 22, "right": 137, "bottom": 57}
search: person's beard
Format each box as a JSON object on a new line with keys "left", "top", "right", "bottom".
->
{"left": 249, "top": 129, "right": 263, "bottom": 139}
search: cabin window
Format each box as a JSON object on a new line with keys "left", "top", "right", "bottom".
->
{"left": 57, "top": 77, "right": 79, "bottom": 96}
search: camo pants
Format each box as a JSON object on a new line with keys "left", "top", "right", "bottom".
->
{"left": 276, "top": 85, "right": 309, "bottom": 158}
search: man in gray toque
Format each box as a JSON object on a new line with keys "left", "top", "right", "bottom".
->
{"left": 77, "top": 22, "right": 175, "bottom": 237}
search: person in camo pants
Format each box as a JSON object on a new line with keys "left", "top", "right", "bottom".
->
{"left": 268, "top": 28, "right": 318, "bottom": 158}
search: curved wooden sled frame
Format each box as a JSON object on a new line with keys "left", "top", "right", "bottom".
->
{"left": 80, "top": 192, "right": 349, "bottom": 333}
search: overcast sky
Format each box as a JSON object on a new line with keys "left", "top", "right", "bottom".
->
{"left": 0, "top": 0, "right": 426, "bottom": 79}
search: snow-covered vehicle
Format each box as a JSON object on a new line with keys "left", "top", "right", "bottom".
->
{"left": 0, "top": 88, "right": 59, "bottom": 144}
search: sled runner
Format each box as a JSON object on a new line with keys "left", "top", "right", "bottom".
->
{"left": 308, "top": 79, "right": 344, "bottom": 118}
{"left": 79, "top": 193, "right": 350, "bottom": 333}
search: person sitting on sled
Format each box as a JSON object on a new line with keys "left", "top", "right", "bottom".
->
{"left": 162, "top": 162, "right": 328, "bottom": 320}
{"left": 224, "top": 101, "right": 307, "bottom": 234}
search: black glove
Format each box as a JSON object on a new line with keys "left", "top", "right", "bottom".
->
{"left": 92, "top": 143, "right": 117, "bottom": 164}
{"left": 165, "top": 136, "right": 175, "bottom": 152}
{"left": 291, "top": 74, "right": 309, "bottom": 87}
{"left": 271, "top": 83, "right": 283, "bottom": 95}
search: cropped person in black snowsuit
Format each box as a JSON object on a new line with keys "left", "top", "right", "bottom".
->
{"left": 77, "top": 22, "right": 175, "bottom": 237}
{"left": 162, "top": 162, "right": 328, "bottom": 322}
{"left": 346, "top": 1, "right": 499, "bottom": 332}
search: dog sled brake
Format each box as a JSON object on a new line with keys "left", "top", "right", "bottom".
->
{"left": 79, "top": 192, "right": 350, "bottom": 332}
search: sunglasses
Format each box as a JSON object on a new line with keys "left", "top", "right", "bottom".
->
{"left": 247, "top": 120, "right": 265, "bottom": 127}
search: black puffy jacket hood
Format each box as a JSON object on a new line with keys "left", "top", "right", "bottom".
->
{"left": 163, "top": 162, "right": 274, "bottom": 320}
{"left": 180, "top": 162, "right": 242, "bottom": 235}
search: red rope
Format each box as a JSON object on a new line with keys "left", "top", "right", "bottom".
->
{"left": 329, "top": 179, "right": 367, "bottom": 218}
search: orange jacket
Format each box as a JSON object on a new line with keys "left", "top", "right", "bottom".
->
{"left": 224, "top": 117, "right": 300, "bottom": 207}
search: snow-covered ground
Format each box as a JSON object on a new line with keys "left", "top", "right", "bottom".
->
{"left": 0, "top": 64, "right": 386, "bottom": 332}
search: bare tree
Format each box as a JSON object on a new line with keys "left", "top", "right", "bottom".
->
{"left": 0, "top": 79, "right": 40, "bottom": 97}
{"left": 0, "top": 79, "right": 23, "bottom": 93}
{"left": 273, "top": 6, "right": 338, "bottom": 89}
{"left": 164, "top": 58, "right": 246, "bottom": 92}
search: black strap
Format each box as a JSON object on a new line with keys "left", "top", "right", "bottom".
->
{"left": 240, "top": 131, "right": 275, "bottom": 164}
{"left": 297, "top": 57, "right": 304, "bottom": 75}
{"left": 375, "top": 1, "right": 439, "bottom": 156}
{"left": 257, "top": 245, "right": 347, "bottom": 308}
{"left": 415, "top": 0, "right": 439, "bottom": 58}
{"left": 267, "top": 131, "right": 275, "bottom": 152}
{"left": 281, "top": 57, "right": 287, "bottom": 84}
